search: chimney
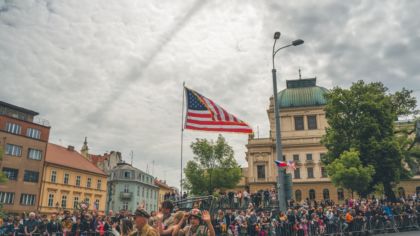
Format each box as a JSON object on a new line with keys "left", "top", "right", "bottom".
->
{"left": 67, "top": 145, "right": 75, "bottom": 151}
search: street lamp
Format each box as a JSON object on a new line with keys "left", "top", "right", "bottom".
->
{"left": 272, "top": 32, "right": 304, "bottom": 212}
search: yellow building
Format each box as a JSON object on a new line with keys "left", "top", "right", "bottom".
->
{"left": 39, "top": 143, "right": 108, "bottom": 214}
{"left": 154, "top": 179, "right": 176, "bottom": 207}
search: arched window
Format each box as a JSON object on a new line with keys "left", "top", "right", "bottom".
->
{"left": 295, "top": 190, "right": 302, "bottom": 202}
{"left": 323, "top": 189, "right": 330, "bottom": 200}
{"left": 337, "top": 188, "right": 344, "bottom": 201}
{"left": 398, "top": 187, "right": 405, "bottom": 198}
{"left": 309, "top": 189, "right": 316, "bottom": 200}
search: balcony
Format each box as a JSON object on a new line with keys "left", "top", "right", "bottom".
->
{"left": 120, "top": 192, "right": 133, "bottom": 200}
{"left": 305, "top": 160, "right": 315, "bottom": 166}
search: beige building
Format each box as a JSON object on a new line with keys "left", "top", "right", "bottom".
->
{"left": 241, "top": 78, "right": 420, "bottom": 202}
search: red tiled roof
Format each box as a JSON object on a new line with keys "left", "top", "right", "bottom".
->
{"left": 46, "top": 143, "right": 107, "bottom": 176}
{"left": 90, "top": 153, "right": 110, "bottom": 165}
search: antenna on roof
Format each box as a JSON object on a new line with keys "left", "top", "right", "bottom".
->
{"left": 130, "top": 150, "right": 133, "bottom": 166}
{"left": 152, "top": 160, "right": 155, "bottom": 176}
{"left": 299, "top": 67, "right": 302, "bottom": 80}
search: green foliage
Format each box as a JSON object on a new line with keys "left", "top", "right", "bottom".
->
{"left": 322, "top": 80, "right": 418, "bottom": 200}
{"left": 183, "top": 135, "right": 242, "bottom": 195}
{"left": 327, "top": 149, "right": 375, "bottom": 196}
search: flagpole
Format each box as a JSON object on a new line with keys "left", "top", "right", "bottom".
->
{"left": 180, "top": 82, "right": 186, "bottom": 197}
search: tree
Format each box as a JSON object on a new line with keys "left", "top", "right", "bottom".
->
{"left": 327, "top": 149, "right": 375, "bottom": 197}
{"left": 322, "top": 81, "right": 418, "bottom": 200}
{"left": 183, "top": 135, "right": 242, "bottom": 195}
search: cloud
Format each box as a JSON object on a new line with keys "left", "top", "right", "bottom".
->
{"left": 0, "top": 0, "right": 419, "bottom": 188}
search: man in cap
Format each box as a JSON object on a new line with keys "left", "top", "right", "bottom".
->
{"left": 172, "top": 208, "right": 215, "bottom": 236}
{"left": 130, "top": 208, "right": 158, "bottom": 236}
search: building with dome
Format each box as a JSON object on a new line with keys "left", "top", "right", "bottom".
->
{"left": 241, "top": 77, "right": 338, "bottom": 202}
{"left": 240, "top": 77, "right": 420, "bottom": 202}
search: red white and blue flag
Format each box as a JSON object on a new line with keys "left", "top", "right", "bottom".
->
{"left": 275, "top": 160, "right": 288, "bottom": 168}
{"left": 275, "top": 160, "right": 296, "bottom": 170}
{"left": 184, "top": 87, "right": 253, "bottom": 134}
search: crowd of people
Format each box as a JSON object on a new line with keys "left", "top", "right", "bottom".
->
{"left": 1, "top": 192, "right": 420, "bottom": 236}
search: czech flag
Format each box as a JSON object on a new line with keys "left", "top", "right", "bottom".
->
{"left": 274, "top": 160, "right": 288, "bottom": 168}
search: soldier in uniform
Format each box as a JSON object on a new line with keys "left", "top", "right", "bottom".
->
{"left": 130, "top": 208, "right": 158, "bottom": 236}
{"left": 172, "top": 208, "right": 215, "bottom": 236}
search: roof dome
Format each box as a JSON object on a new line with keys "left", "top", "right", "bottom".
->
{"left": 277, "top": 78, "right": 329, "bottom": 108}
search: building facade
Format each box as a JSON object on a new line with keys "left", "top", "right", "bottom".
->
{"left": 107, "top": 162, "right": 159, "bottom": 214}
{"left": 154, "top": 179, "right": 177, "bottom": 207}
{"left": 0, "top": 101, "right": 50, "bottom": 214}
{"left": 80, "top": 137, "right": 122, "bottom": 174}
{"left": 241, "top": 78, "right": 420, "bottom": 202}
{"left": 39, "top": 143, "right": 108, "bottom": 214}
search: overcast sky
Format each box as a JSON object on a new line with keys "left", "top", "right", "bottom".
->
{"left": 1, "top": 0, "right": 419, "bottom": 188}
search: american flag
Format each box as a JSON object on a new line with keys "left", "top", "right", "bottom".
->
{"left": 184, "top": 87, "right": 252, "bottom": 133}
{"left": 287, "top": 161, "right": 296, "bottom": 170}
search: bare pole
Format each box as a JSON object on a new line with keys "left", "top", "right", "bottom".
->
{"left": 180, "top": 82, "right": 186, "bottom": 196}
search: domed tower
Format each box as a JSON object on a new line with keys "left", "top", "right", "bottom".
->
{"left": 244, "top": 76, "right": 336, "bottom": 202}
{"left": 268, "top": 78, "right": 329, "bottom": 138}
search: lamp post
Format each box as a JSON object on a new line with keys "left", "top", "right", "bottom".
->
{"left": 272, "top": 32, "right": 304, "bottom": 211}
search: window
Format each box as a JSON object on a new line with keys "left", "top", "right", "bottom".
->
{"left": 95, "top": 199, "right": 100, "bottom": 210}
{"left": 23, "top": 170, "right": 39, "bottom": 183}
{"left": 307, "top": 167, "right": 314, "bottom": 178}
{"left": 63, "top": 173, "right": 69, "bottom": 184}
{"left": 0, "top": 192, "right": 15, "bottom": 204}
{"left": 294, "top": 168, "right": 301, "bottom": 179}
{"left": 26, "top": 128, "right": 41, "bottom": 139}
{"left": 307, "top": 115, "right": 317, "bottom": 130}
{"left": 85, "top": 198, "right": 90, "bottom": 205}
{"left": 6, "top": 122, "right": 21, "bottom": 134}
{"left": 87, "top": 178, "right": 91, "bottom": 188}
{"left": 51, "top": 170, "right": 57, "bottom": 183}
{"left": 293, "top": 154, "right": 299, "bottom": 161}
{"left": 321, "top": 167, "right": 328, "bottom": 178}
{"left": 257, "top": 165, "right": 265, "bottom": 179}
{"left": 28, "top": 148, "right": 42, "bottom": 160}
{"left": 76, "top": 176, "right": 81, "bottom": 186}
{"left": 3, "top": 168, "right": 18, "bottom": 181}
{"left": 137, "top": 186, "right": 140, "bottom": 196}
{"left": 124, "top": 184, "right": 129, "bottom": 193}
{"left": 142, "top": 187, "right": 145, "bottom": 197}
{"left": 48, "top": 194, "right": 54, "bottom": 207}
{"left": 122, "top": 201, "right": 128, "bottom": 210}
{"left": 323, "top": 189, "right": 330, "bottom": 200}
{"left": 306, "top": 153, "right": 313, "bottom": 161}
{"left": 146, "top": 189, "right": 149, "bottom": 199}
{"left": 294, "top": 116, "right": 304, "bottom": 130}
{"left": 295, "top": 190, "right": 302, "bottom": 202}
{"left": 73, "top": 196, "right": 79, "bottom": 209}
{"left": 61, "top": 195, "right": 67, "bottom": 208}
{"left": 141, "top": 175, "right": 144, "bottom": 182}
{"left": 6, "top": 144, "right": 22, "bottom": 156}
{"left": 337, "top": 188, "right": 344, "bottom": 201}
{"left": 20, "top": 194, "right": 36, "bottom": 205}
{"left": 309, "top": 189, "right": 316, "bottom": 200}
{"left": 97, "top": 180, "right": 102, "bottom": 190}
{"left": 124, "top": 171, "right": 131, "bottom": 179}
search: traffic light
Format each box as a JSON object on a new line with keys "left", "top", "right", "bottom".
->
{"left": 284, "top": 173, "right": 293, "bottom": 200}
